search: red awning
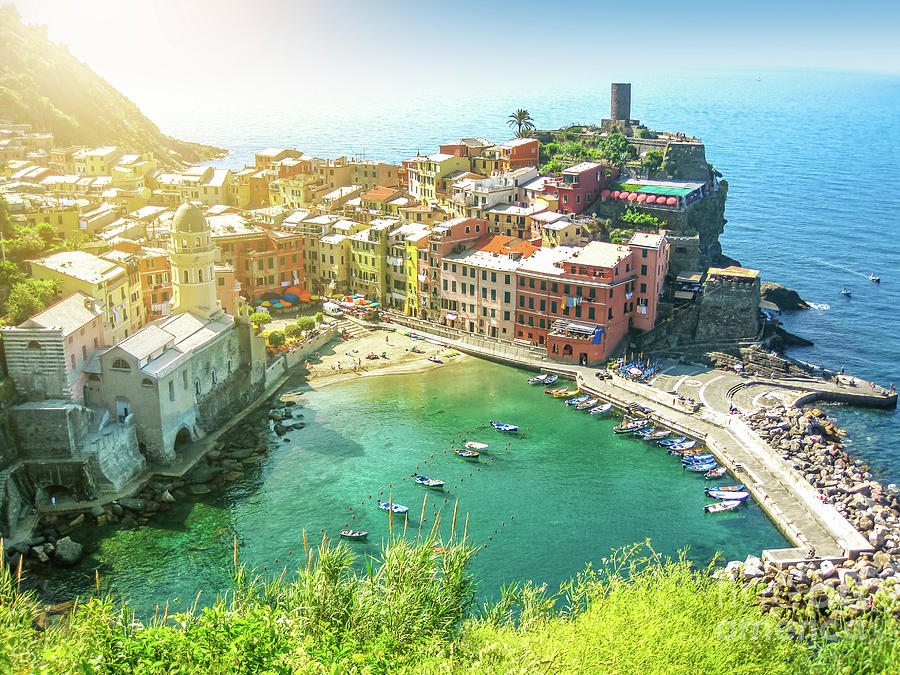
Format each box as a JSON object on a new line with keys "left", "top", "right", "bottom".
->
{"left": 666, "top": 197, "right": 677, "bottom": 205}
{"left": 601, "top": 189, "right": 612, "bottom": 198}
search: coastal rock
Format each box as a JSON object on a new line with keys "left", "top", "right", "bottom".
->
{"left": 160, "top": 490, "right": 176, "bottom": 503}
{"left": 52, "top": 537, "right": 83, "bottom": 566}
{"left": 89, "top": 506, "right": 105, "bottom": 518}
{"left": 118, "top": 498, "right": 145, "bottom": 512}
{"left": 187, "top": 465, "right": 222, "bottom": 485}
{"left": 189, "top": 484, "right": 211, "bottom": 495}
{"left": 819, "top": 560, "right": 837, "bottom": 579}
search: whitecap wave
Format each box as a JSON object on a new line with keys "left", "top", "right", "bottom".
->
{"left": 807, "top": 302, "right": 830, "bottom": 310}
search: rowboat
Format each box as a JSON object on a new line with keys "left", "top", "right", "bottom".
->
{"left": 681, "top": 454, "right": 714, "bottom": 464}
{"left": 378, "top": 501, "right": 409, "bottom": 514}
{"left": 553, "top": 388, "right": 579, "bottom": 398}
{"left": 528, "top": 373, "right": 550, "bottom": 384}
{"left": 705, "top": 466, "right": 728, "bottom": 480}
{"left": 339, "top": 530, "right": 369, "bottom": 540}
{"left": 545, "top": 387, "right": 567, "bottom": 395}
{"left": 427, "top": 355, "right": 443, "bottom": 363}
{"left": 642, "top": 429, "right": 671, "bottom": 440}
{"left": 413, "top": 474, "right": 445, "bottom": 489}
{"left": 707, "top": 490, "right": 749, "bottom": 501}
{"left": 491, "top": 421, "right": 519, "bottom": 432}
{"left": 684, "top": 462, "right": 718, "bottom": 472}
{"left": 667, "top": 448, "right": 702, "bottom": 457}
{"left": 667, "top": 440, "right": 697, "bottom": 452}
{"left": 565, "top": 395, "right": 590, "bottom": 406}
{"left": 613, "top": 419, "right": 649, "bottom": 433}
{"left": 705, "top": 500, "right": 742, "bottom": 513}
{"left": 576, "top": 398, "right": 599, "bottom": 410}
{"left": 455, "top": 448, "right": 480, "bottom": 460}
{"left": 543, "top": 374, "right": 559, "bottom": 385}
{"left": 707, "top": 484, "right": 745, "bottom": 492}
{"left": 589, "top": 402, "right": 613, "bottom": 415}
{"left": 464, "top": 440, "right": 488, "bottom": 450}
{"left": 658, "top": 436, "right": 687, "bottom": 447}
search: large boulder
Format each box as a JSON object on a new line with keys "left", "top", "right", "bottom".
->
{"left": 761, "top": 282, "right": 810, "bottom": 311}
{"left": 52, "top": 537, "right": 83, "bottom": 566}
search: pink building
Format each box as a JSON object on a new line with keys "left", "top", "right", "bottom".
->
{"left": 544, "top": 161, "right": 619, "bottom": 215}
{"left": 627, "top": 232, "right": 669, "bottom": 331}
{"left": 417, "top": 217, "right": 486, "bottom": 320}
{"left": 1, "top": 292, "right": 106, "bottom": 401}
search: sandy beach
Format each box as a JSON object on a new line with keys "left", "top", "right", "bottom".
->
{"left": 301, "top": 323, "right": 468, "bottom": 389}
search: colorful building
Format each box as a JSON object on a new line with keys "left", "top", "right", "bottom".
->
{"left": 544, "top": 161, "right": 619, "bottom": 215}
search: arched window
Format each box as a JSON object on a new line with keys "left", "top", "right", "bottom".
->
{"left": 111, "top": 358, "right": 130, "bottom": 370}
{"left": 141, "top": 378, "right": 154, "bottom": 387}
{"left": 195, "top": 380, "right": 201, "bottom": 395}
{"left": 195, "top": 237, "right": 200, "bottom": 248}
{"left": 181, "top": 239, "right": 187, "bottom": 249}
{"left": 27, "top": 340, "right": 41, "bottom": 350}
{"left": 198, "top": 268, "right": 203, "bottom": 283}
{"left": 211, "top": 370, "right": 217, "bottom": 385}
{"left": 183, "top": 269, "right": 189, "bottom": 284}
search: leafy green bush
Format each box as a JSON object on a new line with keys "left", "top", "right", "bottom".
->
{"left": 643, "top": 149, "right": 663, "bottom": 171}
{"left": 296, "top": 316, "right": 316, "bottom": 332}
{"left": 266, "top": 329, "right": 285, "bottom": 347}
{"left": 249, "top": 312, "right": 271, "bottom": 330}
{"left": 284, "top": 323, "right": 304, "bottom": 339}
{"left": 314, "top": 311, "right": 324, "bottom": 324}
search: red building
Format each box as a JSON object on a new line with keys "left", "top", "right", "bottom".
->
{"left": 498, "top": 137, "right": 540, "bottom": 170}
{"left": 416, "top": 216, "right": 486, "bottom": 320}
{"left": 544, "top": 161, "right": 619, "bottom": 215}
{"left": 515, "top": 236, "right": 669, "bottom": 365}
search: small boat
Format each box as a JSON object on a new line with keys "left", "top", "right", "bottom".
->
{"left": 378, "top": 501, "right": 410, "bottom": 514}
{"left": 528, "top": 373, "right": 550, "bottom": 384}
{"left": 613, "top": 419, "right": 649, "bottom": 434}
{"left": 705, "top": 466, "right": 728, "bottom": 480}
{"left": 705, "top": 500, "right": 742, "bottom": 514}
{"left": 491, "top": 421, "right": 519, "bottom": 432}
{"left": 553, "top": 388, "right": 579, "bottom": 398}
{"left": 543, "top": 374, "right": 559, "bottom": 385}
{"left": 545, "top": 387, "right": 567, "bottom": 395}
{"left": 413, "top": 474, "right": 445, "bottom": 489}
{"left": 707, "top": 490, "right": 750, "bottom": 501}
{"left": 426, "top": 355, "right": 443, "bottom": 363}
{"left": 589, "top": 402, "right": 613, "bottom": 415}
{"left": 339, "top": 529, "right": 369, "bottom": 540}
{"left": 455, "top": 448, "right": 480, "bottom": 460}
{"left": 685, "top": 462, "right": 718, "bottom": 473}
{"left": 658, "top": 436, "right": 687, "bottom": 447}
{"left": 868, "top": 273, "right": 881, "bottom": 284}
{"left": 706, "top": 484, "right": 745, "bottom": 492}
{"left": 565, "top": 395, "right": 590, "bottom": 406}
{"left": 464, "top": 440, "right": 488, "bottom": 450}
{"left": 576, "top": 398, "right": 599, "bottom": 410}
{"left": 667, "top": 440, "right": 697, "bottom": 452}
{"left": 841, "top": 288, "right": 851, "bottom": 298}
{"left": 682, "top": 454, "right": 714, "bottom": 464}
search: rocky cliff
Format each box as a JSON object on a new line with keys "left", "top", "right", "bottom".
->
{"left": 0, "top": 6, "right": 222, "bottom": 167}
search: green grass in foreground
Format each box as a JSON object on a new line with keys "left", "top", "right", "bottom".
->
{"left": 1, "top": 539, "right": 898, "bottom": 674}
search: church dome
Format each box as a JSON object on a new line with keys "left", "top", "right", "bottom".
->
{"left": 172, "top": 203, "right": 208, "bottom": 233}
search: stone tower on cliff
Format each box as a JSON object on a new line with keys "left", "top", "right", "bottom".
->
{"left": 168, "top": 202, "right": 222, "bottom": 319}
{"left": 602, "top": 83, "right": 641, "bottom": 135}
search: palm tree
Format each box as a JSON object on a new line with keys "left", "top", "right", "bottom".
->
{"left": 507, "top": 109, "right": 535, "bottom": 136}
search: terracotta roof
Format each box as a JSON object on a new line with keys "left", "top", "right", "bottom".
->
{"left": 476, "top": 234, "right": 539, "bottom": 258}
{"left": 361, "top": 186, "right": 398, "bottom": 202}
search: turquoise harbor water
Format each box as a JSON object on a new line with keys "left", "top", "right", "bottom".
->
{"left": 36, "top": 360, "right": 787, "bottom": 614}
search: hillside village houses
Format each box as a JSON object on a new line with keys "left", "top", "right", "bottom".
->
{"left": 1, "top": 108, "right": 741, "bottom": 380}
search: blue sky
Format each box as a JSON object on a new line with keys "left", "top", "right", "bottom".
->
{"left": 8, "top": 0, "right": 900, "bottom": 106}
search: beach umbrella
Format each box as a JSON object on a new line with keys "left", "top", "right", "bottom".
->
{"left": 619, "top": 192, "right": 630, "bottom": 200}
{"left": 261, "top": 301, "right": 272, "bottom": 307}
{"left": 637, "top": 194, "right": 647, "bottom": 203}
{"left": 666, "top": 197, "right": 677, "bottom": 205}
{"left": 281, "top": 301, "right": 292, "bottom": 307}
{"left": 283, "top": 293, "right": 300, "bottom": 303}
{"left": 601, "top": 189, "right": 611, "bottom": 199}
{"left": 656, "top": 196, "right": 667, "bottom": 204}
{"left": 627, "top": 193, "right": 637, "bottom": 201}
{"left": 285, "top": 286, "right": 301, "bottom": 295}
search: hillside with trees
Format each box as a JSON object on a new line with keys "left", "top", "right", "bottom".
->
{"left": 0, "top": 5, "right": 222, "bottom": 167}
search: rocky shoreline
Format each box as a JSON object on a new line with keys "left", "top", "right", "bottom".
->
{"left": 3, "top": 392, "right": 302, "bottom": 578}
{"left": 717, "top": 405, "right": 900, "bottom": 626}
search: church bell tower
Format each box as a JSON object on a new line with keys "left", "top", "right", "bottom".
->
{"left": 168, "top": 202, "right": 221, "bottom": 319}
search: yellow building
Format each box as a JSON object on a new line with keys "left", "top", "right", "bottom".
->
{"left": 110, "top": 153, "right": 158, "bottom": 188}
{"left": 6, "top": 194, "right": 81, "bottom": 239}
{"left": 348, "top": 219, "right": 395, "bottom": 301}
{"left": 318, "top": 233, "right": 351, "bottom": 294}
{"left": 77, "top": 147, "right": 125, "bottom": 176}
{"left": 349, "top": 160, "right": 399, "bottom": 189}
{"left": 29, "top": 250, "right": 145, "bottom": 344}
{"left": 399, "top": 202, "right": 448, "bottom": 226}
{"left": 269, "top": 173, "right": 330, "bottom": 209}
{"left": 409, "top": 153, "right": 469, "bottom": 202}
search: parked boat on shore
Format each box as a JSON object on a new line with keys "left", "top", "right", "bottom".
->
{"left": 589, "top": 402, "right": 613, "bottom": 415}
{"left": 705, "top": 500, "right": 742, "bottom": 513}
{"left": 528, "top": 373, "right": 550, "bottom": 384}
{"left": 685, "top": 462, "right": 718, "bottom": 472}
{"left": 576, "top": 398, "right": 599, "bottom": 410}
{"left": 553, "top": 388, "right": 579, "bottom": 398}
{"left": 706, "top": 484, "right": 745, "bottom": 493}
{"left": 545, "top": 387, "right": 566, "bottom": 395}
{"left": 705, "top": 466, "right": 729, "bottom": 479}
{"left": 565, "top": 395, "right": 590, "bottom": 406}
